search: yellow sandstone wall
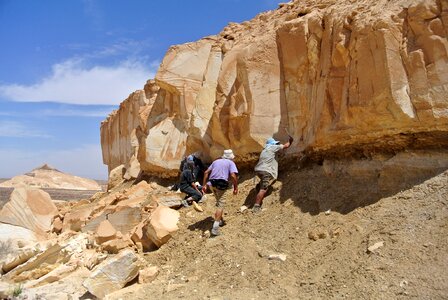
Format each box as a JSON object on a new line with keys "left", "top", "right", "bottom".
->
{"left": 101, "top": 0, "right": 448, "bottom": 177}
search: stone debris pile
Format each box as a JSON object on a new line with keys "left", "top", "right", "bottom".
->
{"left": 0, "top": 178, "right": 183, "bottom": 298}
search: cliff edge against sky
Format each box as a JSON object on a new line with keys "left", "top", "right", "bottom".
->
{"left": 101, "top": 0, "right": 448, "bottom": 177}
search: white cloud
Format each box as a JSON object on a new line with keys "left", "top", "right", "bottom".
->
{"left": 0, "top": 107, "right": 115, "bottom": 118}
{"left": 0, "top": 58, "right": 158, "bottom": 105}
{"left": 0, "top": 121, "right": 51, "bottom": 138}
{"left": 0, "top": 144, "right": 107, "bottom": 180}
{"left": 38, "top": 108, "right": 115, "bottom": 118}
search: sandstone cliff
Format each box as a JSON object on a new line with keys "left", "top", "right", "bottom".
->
{"left": 101, "top": 0, "right": 448, "bottom": 177}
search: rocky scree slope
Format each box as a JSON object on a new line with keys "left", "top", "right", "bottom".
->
{"left": 105, "top": 166, "right": 448, "bottom": 300}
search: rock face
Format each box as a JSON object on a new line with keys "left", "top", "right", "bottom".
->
{"left": 101, "top": 0, "right": 448, "bottom": 177}
{"left": 0, "top": 164, "right": 102, "bottom": 190}
{"left": 0, "top": 187, "right": 59, "bottom": 235}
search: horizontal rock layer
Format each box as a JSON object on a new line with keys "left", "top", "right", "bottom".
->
{"left": 101, "top": 0, "right": 448, "bottom": 176}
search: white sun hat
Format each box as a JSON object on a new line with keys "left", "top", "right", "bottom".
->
{"left": 222, "top": 149, "right": 235, "bottom": 160}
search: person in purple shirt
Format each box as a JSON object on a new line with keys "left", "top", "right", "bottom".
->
{"left": 202, "top": 149, "right": 239, "bottom": 236}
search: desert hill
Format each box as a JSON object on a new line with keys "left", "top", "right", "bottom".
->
{"left": 0, "top": 164, "right": 102, "bottom": 191}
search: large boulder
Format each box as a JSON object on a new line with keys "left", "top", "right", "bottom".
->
{"left": 82, "top": 249, "right": 141, "bottom": 298}
{"left": 100, "top": 0, "right": 448, "bottom": 176}
{"left": 145, "top": 206, "right": 180, "bottom": 247}
{"left": 0, "top": 187, "right": 59, "bottom": 235}
{"left": 0, "top": 223, "right": 38, "bottom": 251}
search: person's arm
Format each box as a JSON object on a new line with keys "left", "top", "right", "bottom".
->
{"left": 282, "top": 135, "right": 294, "bottom": 149}
{"left": 230, "top": 172, "right": 238, "bottom": 195}
{"left": 192, "top": 182, "right": 201, "bottom": 194}
{"left": 202, "top": 169, "right": 211, "bottom": 193}
{"left": 187, "top": 170, "right": 201, "bottom": 193}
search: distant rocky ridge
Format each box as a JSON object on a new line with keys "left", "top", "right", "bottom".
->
{"left": 0, "top": 164, "right": 102, "bottom": 191}
{"left": 101, "top": 0, "right": 448, "bottom": 178}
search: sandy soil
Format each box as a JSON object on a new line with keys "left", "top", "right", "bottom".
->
{"left": 106, "top": 166, "right": 448, "bottom": 300}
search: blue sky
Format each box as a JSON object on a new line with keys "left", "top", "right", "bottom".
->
{"left": 0, "top": 0, "right": 279, "bottom": 180}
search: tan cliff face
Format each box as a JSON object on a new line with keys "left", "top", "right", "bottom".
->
{"left": 101, "top": 0, "right": 448, "bottom": 177}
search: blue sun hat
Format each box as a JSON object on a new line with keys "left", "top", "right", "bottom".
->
{"left": 266, "top": 137, "right": 280, "bottom": 145}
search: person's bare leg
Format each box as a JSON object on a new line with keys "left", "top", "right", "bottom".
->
{"left": 214, "top": 208, "right": 223, "bottom": 221}
{"left": 255, "top": 189, "right": 267, "bottom": 206}
{"left": 211, "top": 208, "right": 223, "bottom": 235}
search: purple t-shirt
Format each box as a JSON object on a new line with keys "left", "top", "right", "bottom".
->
{"left": 207, "top": 158, "right": 238, "bottom": 181}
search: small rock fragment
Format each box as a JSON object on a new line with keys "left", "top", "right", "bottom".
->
{"left": 330, "top": 227, "right": 342, "bottom": 237}
{"left": 268, "top": 254, "right": 287, "bottom": 262}
{"left": 308, "top": 228, "right": 327, "bottom": 241}
{"left": 95, "top": 219, "right": 117, "bottom": 245}
{"left": 399, "top": 280, "right": 408, "bottom": 288}
{"left": 367, "top": 241, "right": 384, "bottom": 253}
{"left": 101, "top": 238, "right": 132, "bottom": 254}
{"left": 192, "top": 201, "right": 203, "bottom": 212}
{"left": 0, "top": 282, "right": 10, "bottom": 299}
{"left": 84, "top": 252, "right": 108, "bottom": 270}
{"left": 138, "top": 266, "right": 159, "bottom": 284}
{"left": 52, "top": 217, "right": 63, "bottom": 234}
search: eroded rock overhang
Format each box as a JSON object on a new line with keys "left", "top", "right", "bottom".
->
{"left": 101, "top": 0, "right": 448, "bottom": 178}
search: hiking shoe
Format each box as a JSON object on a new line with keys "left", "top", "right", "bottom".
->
{"left": 252, "top": 204, "right": 262, "bottom": 213}
{"left": 198, "top": 195, "right": 206, "bottom": 203}
{"left": 211, "top": 228, "right": 220, "bottom": 236}
{"left": 181, "top": 200, "right": 190, "bottom": 207}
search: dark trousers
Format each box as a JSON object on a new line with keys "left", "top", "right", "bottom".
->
{"left": 180, "top": 185, "right": 202, "bottom": 202}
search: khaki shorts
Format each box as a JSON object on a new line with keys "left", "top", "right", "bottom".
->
{"left": 210, "top": 186, "right": 232, "bottom": 208}
{"left": 256, "top": 171, "right": 275, "bottom": 190}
